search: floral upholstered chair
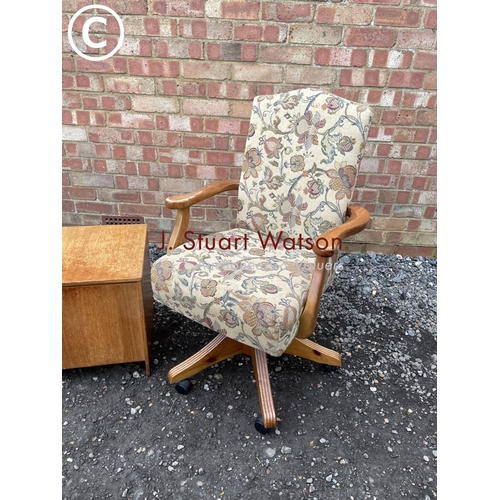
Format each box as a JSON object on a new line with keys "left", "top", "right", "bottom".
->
{"left": 152, "top": 88, "right": 373, "bottom": 433}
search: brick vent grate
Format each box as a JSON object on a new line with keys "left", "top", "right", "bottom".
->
{"left": 101, "top": 216, "right": 144, "bottom": 225}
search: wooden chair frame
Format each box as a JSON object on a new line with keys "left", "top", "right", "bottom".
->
{"left": 164, "top": 179, "right": 370, "bottom": 431}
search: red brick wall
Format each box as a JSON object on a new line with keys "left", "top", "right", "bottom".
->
{"left": 62, "top": 0, "right": 437, "bottom": 257}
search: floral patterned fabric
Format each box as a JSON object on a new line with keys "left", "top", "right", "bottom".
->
{"left": 237, "top": 88, "right": 372, "bottom": 239}
{"left": 152, "top": 89, "right": 372, "bottom": 357}
{"left": 152, "top": 230, "right": 324, "bottom": 356}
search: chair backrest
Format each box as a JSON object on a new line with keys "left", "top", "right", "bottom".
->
{"left": 237, "top": 88, "right": 373, "bottom": 240}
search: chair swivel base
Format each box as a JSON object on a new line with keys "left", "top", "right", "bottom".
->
{"left": 167, "top": 333, "right": 342, "bottom": 434}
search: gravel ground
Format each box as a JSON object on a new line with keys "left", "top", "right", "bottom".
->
{"left": 62, "top": 248, "right": 437, "bottom": 500}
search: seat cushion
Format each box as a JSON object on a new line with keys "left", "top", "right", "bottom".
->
{"left": 151, "top": 229, "right": 336, "bottom": 356}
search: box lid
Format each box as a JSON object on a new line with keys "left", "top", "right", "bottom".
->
{"left": 62, "top": 224, "right": 148, "bottom": 286}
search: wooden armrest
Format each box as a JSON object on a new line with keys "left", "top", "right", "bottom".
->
{"left": 297, "top": 205, "right": 370, "bottom": 338}
{"left": 312, "top": 205, "right": 370, "bottom": 257}
{"left": 166, "top": 180, "right": 240, "bottom": 209}
{"left": 165, "top": 179, "right": 239, "bottom": 251}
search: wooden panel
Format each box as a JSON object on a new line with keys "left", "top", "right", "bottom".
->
{"left": 62, "top": 282, "right": 147, "bottom": 370}
{"left": 62, "top": 224, "right": 148, "bottom": 286}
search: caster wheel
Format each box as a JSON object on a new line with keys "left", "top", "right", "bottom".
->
{"left": 175, "top": 379, "right": 193, "bottom": 395}
{"left": 254, "top": 414, "right": 270, "bottom": 435}
{"left": 324, "top": 364, "right": 339, "bottom": 373}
